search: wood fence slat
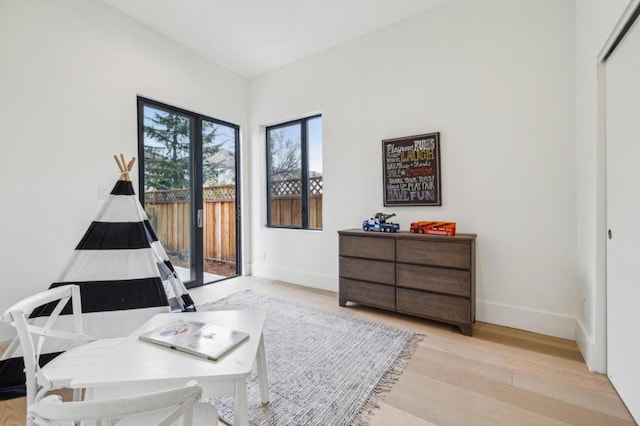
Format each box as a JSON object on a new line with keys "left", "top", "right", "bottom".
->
{"left": 221, "top": 202, "right": 230, "bottom": 261}
{"left": 184, "top": 202, "right": 190, "bottom": 253}
{"left": 171, "top": 202, "right": 178, "bottom": 252}
{"left": 292, "top": 197, "right": 302, "bottom": 227}
{"left": 180, "top": 202, "right": 186, "bottom": 253}
{"left": 204, "top": 201, "right": 213, "bottom": 260}
{"left": 167, "top": 203, "right": 172, "bottom": 250}
{"left": 282, "top": 199, "right": 291, "bottom": 225}
{"left": 229, "top": 201, "right": 236, "bottom": 259}
{"left": 271, "top": 202, "right": 278, "bottom": 226}
{"left": 214, "top": 201, "right": 221, "bottom": 259}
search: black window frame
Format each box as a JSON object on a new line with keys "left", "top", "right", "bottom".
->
{"left": 266, "top": 114, "right": 322, "bottom": 230}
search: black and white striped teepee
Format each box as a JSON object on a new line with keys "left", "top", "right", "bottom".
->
{"left": 0, "top": 155, "right": 195, "bottom": 399}
{"left": 50, "top": 155, "right": 195, "bottom": 323}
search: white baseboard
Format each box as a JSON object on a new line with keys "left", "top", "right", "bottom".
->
{"left": 241, "top": 262, "right": 252, "bottom": 276}
{"left": 575, "top": 318, "right": 606, "bottom": 373}
{"left": 248, "top": 267, "right": 578, "bottom": 340}
{"left": 250, "top": 264, "right": 337, "bottom": 292}
{"left": 476, "top": 300, "right": 576, "bottom": 340}
{"left": 576, "top": 320, "right": 595, "bottom": 369}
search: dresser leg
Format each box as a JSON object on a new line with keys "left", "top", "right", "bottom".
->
{"left": 459, "top": 325, "right": 473, "bottom": 336}
{"left": 339, "top": 296, "right": 347, "bottom": 307}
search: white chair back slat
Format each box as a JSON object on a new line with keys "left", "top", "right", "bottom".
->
{"left": 9, "top": 308, "right": 38, "bottom": 406}
{"left": 71, "top": 286, "right": 83, "bottom": 340}
{"left": 3, "top": 286, "right": 77, "bottom": 319}
{"left": 25, "top": 326, "right": 92, "bottom": 343}
{"left": 27, "top": 382, "right": 217, "bottom": 426}
{"left": 34, "top": 294, "right": 71, "bottom": 370}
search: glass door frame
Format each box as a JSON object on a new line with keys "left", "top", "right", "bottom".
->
{"left": 136, "top": 96, "right": 242, "bottom": 288}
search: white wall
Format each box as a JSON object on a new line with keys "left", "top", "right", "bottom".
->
{"left": 575, "top": 0, "right": 633, "bottom": 372}
{"left": 249, "top": 0, "right": 578, "bottom": 338}
{"left": 0, "top": 0, "right": 248, "bottom": 322}
{"left": 1, "top": 0, "right": 632, "bottom": 360}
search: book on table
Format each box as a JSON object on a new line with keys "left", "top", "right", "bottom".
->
{"left": 138, "top": 320, "right": 250, "bottom": 361}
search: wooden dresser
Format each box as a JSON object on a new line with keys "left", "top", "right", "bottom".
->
{"left": 338, "top": 229, "right": 476, "bottom": 335}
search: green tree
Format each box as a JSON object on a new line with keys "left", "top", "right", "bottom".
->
{"left": 143, "top": 111, "right": 226, "bottom": 190}
{"left": 202, "top": 120, "right": 228, "bottom": 185}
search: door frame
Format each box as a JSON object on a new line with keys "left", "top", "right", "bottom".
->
{"left": 593, "top": 0, "right": 640, "bottom": 373}
{"left": 136, "top": 96, "right": 242, "bottom": 288}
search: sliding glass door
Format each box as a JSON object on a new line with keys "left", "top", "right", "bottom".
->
{"left": 137, "top": 97, "right": 240, "bottom": 288}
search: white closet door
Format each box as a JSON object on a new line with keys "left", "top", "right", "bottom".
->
{"left": 605, "top": 14, "right": 640, "bottom": 423}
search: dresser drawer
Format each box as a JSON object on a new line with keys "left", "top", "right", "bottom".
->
{"left": 339, "top": 256, "right": 394, "bottom": 285}
{"left": 397, "top": 288, "right": 470, "bottom": 324}
{"left": 339, "top": 235, "right": 395, "bottom": 261}
{"left": 396, "top": 263, "right": 470, "bottom": 297}
{"left": 396, "top": 239, "right": 470, "bottom": 269}
{"left": 340, "top": 278, "right": 396, "bottom": 310}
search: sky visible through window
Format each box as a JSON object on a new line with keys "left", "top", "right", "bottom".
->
{"left": 307, "top": 116, "right": 322, "bottom": 175}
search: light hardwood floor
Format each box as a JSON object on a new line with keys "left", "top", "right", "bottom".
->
{"left": 1, "top": 276, "right": 635, "bottom": 425}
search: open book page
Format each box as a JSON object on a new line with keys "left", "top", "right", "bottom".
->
{"left": 139, "top": 320, "right": 249, "bottom": 361}
{"left": 187, "top": 324, "right": 249, "bottom": 360}
{"left": 141, "top": 320, "right": 206, "bottom": 346}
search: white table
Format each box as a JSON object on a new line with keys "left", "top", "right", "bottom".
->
{"left": 42, "top": 310, "right": 269, "bottom": 426}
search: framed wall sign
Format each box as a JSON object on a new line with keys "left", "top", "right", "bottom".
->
{"left": 382, "top": 132, "right": 441, "bottom": 206}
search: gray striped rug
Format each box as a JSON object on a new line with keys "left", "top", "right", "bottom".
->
{"left": 199, "top": 290, "right": 422, "bottom": 426}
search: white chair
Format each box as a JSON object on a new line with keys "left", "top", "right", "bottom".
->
{"left": 27, "top": 381, "right": 219, "bottom": 426}
{"left": 1, "top": 285, "right": 94, "bottom": 410}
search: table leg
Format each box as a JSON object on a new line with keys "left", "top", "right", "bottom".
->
{"left": 234, "top": 378, "right": 249, "bottom": 426}
{"left": 83, "top": 388, "right": 93, "bottom": 401}
{"left": 256, "top": 334, "right": 270, "bottom": 404}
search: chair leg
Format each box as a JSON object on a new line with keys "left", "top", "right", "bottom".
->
{"left": 84, "top": 387, "right": 94, "bottom": 401}
{"left": 194, "top": 401, "right": 219, "bottom": 425}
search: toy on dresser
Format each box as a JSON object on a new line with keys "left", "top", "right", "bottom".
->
{"left": 362, "top": 212, "right": 400, "bottom": 232}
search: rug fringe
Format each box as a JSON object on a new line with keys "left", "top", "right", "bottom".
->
{"left": 352, "top": 333, "right": 424, "bottom": 425}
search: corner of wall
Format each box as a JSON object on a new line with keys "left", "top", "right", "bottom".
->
{"left": 242, "top": 262, "right": 252, "bottom": 276}
{"left": 575, "top": 317, "right": 606, "bottom": 373}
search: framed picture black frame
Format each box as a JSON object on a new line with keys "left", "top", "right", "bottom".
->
{"left": 382, "top": 132, "right": 441, "bottom": 206}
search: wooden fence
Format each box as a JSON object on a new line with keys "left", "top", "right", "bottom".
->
{"left": 147, "top": 199, "right": 236, "bottom": 263}
{"left": 269, "top": 195, "right": 322, "bottom": 228}
{"left": 145, "top": 178, "right": 322, "bottom": 262}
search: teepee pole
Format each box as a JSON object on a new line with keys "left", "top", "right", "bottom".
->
{"left": 113, "top": 155, "right": 124, "bottom": 173}
{"left": 114, "top": 154, "right": 135, "bottom": 181}
{"left": 127, "top": 157, "right": 136, "bottom": 172}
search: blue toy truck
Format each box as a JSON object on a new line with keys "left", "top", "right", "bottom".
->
{"left": 362, "top": 212, "right": 400, "bottom": 232}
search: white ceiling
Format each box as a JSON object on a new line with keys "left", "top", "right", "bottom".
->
{"left": 100, "top": 0, "right": 452, "bottom": 78}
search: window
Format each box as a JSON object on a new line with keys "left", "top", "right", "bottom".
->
{"left": 137, "top": 97, "right": 241, "bottom": 286}
{"left": 267, "top": 115, "right": 322, "bottom": 229}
